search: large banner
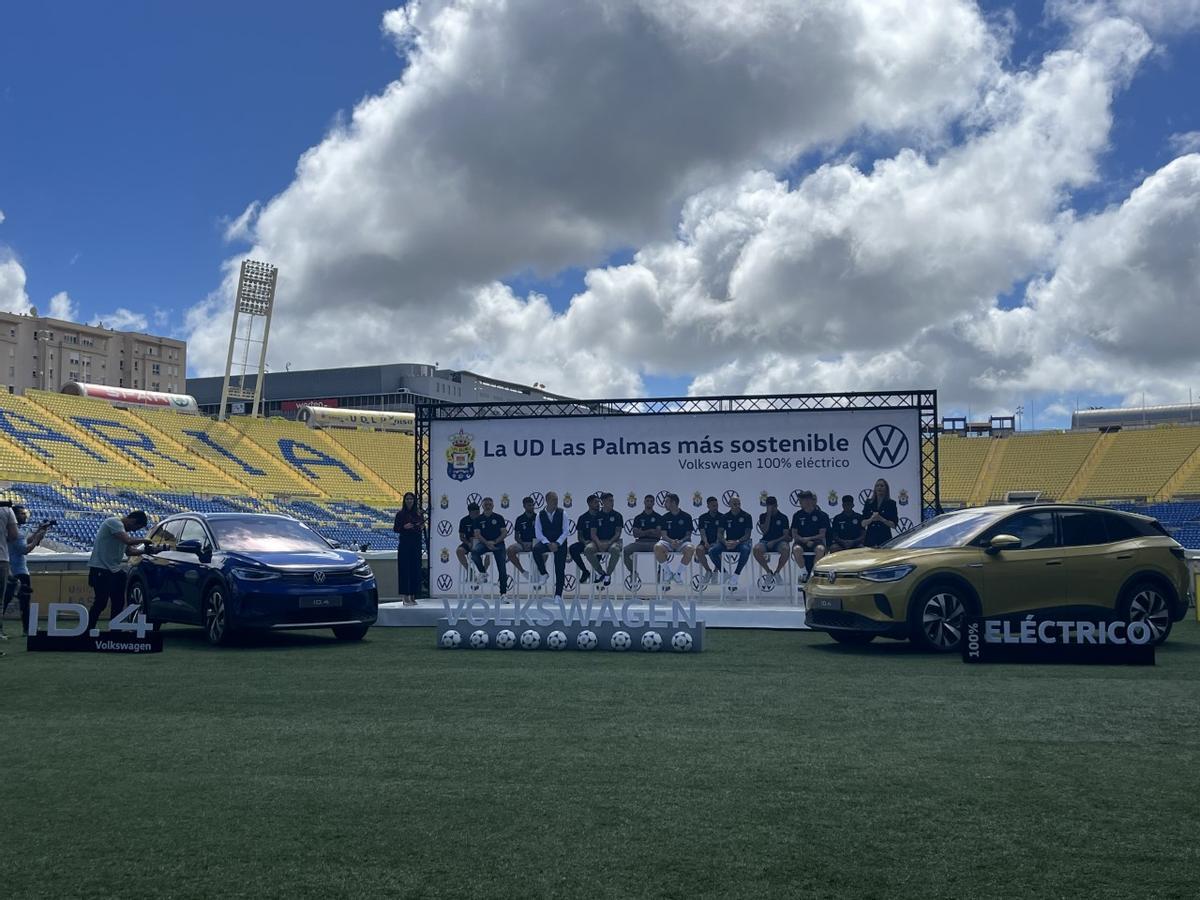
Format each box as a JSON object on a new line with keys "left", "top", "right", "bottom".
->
{"left": 429, "top": 408, "right": 921, "bottom": 596}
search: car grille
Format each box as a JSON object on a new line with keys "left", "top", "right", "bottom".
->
{"left": 808, "top": 609, "right": 863, "bottom": 629}
{"left": 280, "top": 570, "right": 362, "bottom": 586}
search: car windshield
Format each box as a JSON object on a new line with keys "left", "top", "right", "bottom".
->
{"left": 209, "top": 517, "right": 332, "bottom": 553}
{"left": 884, "top": 509, "right": 1007, "bottom": 550}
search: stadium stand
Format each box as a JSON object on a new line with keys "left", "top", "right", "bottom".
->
{"left": 229, "top": 416, "right": 401, "bottom": 503}
{"left": 987, "top": 431, "right": 1102, "bottom": 502}
{"left": 324, "top": 428, "right": 416, "bottom": 493}
{"left": 1075, "top": 426, "right": 1200, "bottom": 502}
{"left": 936, "top": 436, "right": 993, "bottom": 506}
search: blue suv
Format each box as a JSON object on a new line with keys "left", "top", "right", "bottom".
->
{"left": 128, "top": 513, "right": 378, "bottom": 645}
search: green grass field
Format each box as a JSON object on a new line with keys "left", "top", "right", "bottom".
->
{"left": 4, "top": 621, "right": 1200, "bottom": 899}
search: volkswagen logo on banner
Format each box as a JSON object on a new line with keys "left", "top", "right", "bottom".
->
{"left": 858, "top": 487, "right": 874, "bottom": 506}
{"left": 467, "top": 492, "right": 483, "bottom": 507}
{"left": 312, "top": 571, "right": 326, "bottom": 584}
{"left": 722, "top": 489, "right": 739, "bottom": 505}
{"left": 437, "top": 520, "right": 453, "bottom": 537}
{"left": 862, "top": 424, "right": 910, "bottom": 469}
{"left": 436, "top": 574, "right": 453, "bottom": 592}
{"left": 656, "top": 489, "right": 671, "bottom": 507}
{"left": 530, "top": 491, "right": 545, "bottom": 509}
{"left": 789, "top": 489, "right": 803, "bottom": 506}
{"left": 898, "top": 517, "right": 915, "bottom": 533}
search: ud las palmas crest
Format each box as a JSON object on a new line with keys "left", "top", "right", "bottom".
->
{"left": 446, "top": 429, "right": 476, "bottom": 482}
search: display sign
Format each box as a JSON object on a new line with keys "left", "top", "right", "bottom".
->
{"left": 61, "top": 382, "right": 199, "bottom": 414}
{"left": 435, "top": 597, "right": 704, "bottom": 652}
{"left": 282, "top": 398, "right": 340, "bottom": 412}
{"left": 25, "top": 602, "right": 163, "bottom": 654}
{"left": 961, "top": 616, "right": 1154, "bottom": 665}
{"left": 428, "top": 408, "right": 921, "bottom": 597}
{"left": 298, "top": 406, "right": 414, "bottom": 432}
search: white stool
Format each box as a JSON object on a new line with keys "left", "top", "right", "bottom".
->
{"left": 514, "top": 550, "right": 549, "bottom": 600}
{"left": 655, "top": 552, "right": 693, "bottom": 602}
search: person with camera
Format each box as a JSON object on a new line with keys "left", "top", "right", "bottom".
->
{"left": 0, "top": 501, "right": 19, "bottom": 640}
{"left": 0, "top": 505, "right": 53, "bottom": 638}
{"left": 86, "top": 510, "right": 152, "bottom": 632}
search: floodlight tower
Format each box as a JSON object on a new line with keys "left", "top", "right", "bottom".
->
{"left": 218, "top": 259, "right": 278, "bottom": 421}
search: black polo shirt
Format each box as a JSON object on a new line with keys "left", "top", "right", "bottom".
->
{"left": 477, "top": 513, "right": 506, "bottom": 542}
{"left": 458, "top": 515, "right": 479, "bottom": 544}
{"left": 593, "top": 510, "right": 624, "bottom": 541}
{"left": 697, "top": 511, "right": 723, "bottom": 544}
{"left": 661, "top": 510, "right": 694, "bottom": 540}
{"left": 759, "top": 510, "right": 789, "bottom": 541}
{"left": 723, "top": 510, "right": 752, "bottom": 541}
{"left": 792, "top": 508, "right": 831, "bottom": 540}
{"left": 573, "top": 511, "right": 597, "bottom": 543}
{"left": 514, "top": 511, "right": 537, "bottom": 543}
{"left": 831, "top": 511, "right": 864, "bottom": 542}
{"left": 632, "top": 511, "right": 662, "bottom": 539}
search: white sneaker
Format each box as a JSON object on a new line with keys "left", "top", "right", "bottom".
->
{"left": 729, "top": 573, "right": 739, "bottom": 590}
{"left": 674, "top": 571, "right": 685, "bottom": 585}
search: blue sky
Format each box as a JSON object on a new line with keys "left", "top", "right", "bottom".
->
{"left": 2, "top": 1, "right": 1199, "bottom": 422}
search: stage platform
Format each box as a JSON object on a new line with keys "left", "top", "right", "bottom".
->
{"left": 378, "top": 595, "right": 811, "bottom": 629}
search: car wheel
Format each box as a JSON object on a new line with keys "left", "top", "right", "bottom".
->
{"left": 909, "top": 584, "right": 969, "bottom": 653}
{"left": 829, "top": 631, "right": 876, "bottom": 645}
{"left": 1119, "top": 580, "right": 1173, "bottom": 645}
{"left": 126, "top": 580, "right": 161, "bottom": 632}
{"left": 332, "top": 623, "right": 370, "bottom": 641}
{"left": 203, "top": 587, "right": 235, "bottom": 646}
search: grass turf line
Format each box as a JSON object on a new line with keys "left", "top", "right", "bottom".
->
{"left": 3, "top": 621, "right": 1199, "bottom": 899}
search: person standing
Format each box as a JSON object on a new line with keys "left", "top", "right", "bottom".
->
{"left": 1, "top": 505, "right": 50, "bottom": 638}
{"left": 0, "top": 502, "right": 17, "bottom": 639}
{"left": 585, "top": 493, "right": 624, "bottom": 587}
{"left": 623, "top": 494, "right": 662, "bottom": 577}
{"left": 533, "top": 491, "right": 568, "bottom": 600}
{"left": 87, "top": 510, "right": 150, "bottom": 632}
{"left": 393, "top": 492, "right": 422, "bottom": 606}
{"left": 862, "top": 479, "right": 899, "bottom": 548}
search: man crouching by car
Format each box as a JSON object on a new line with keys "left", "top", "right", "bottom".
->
{"left": 87, "top": 510, "right": 154, "bottom": 632}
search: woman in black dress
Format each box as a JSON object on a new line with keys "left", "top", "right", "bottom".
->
{"left": 861, "top": 478, "right": 899, "bottom": 548}
{"left": 393, "top": 492, "right": 422, "bottom": 606}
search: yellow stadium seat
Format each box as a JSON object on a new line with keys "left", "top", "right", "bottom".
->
{"left": 323, "top": 428, "right": 415, "bottom": 497}
{"left": 987, "top": 431, "right": 1101, "bottom": 502}
{"left": 936, "top": 436, "right": 992, "bottom": 504}
{"left": 1077, "top": 426, "right": 1200, "bottom": 501}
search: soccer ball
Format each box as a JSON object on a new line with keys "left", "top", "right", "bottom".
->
{"left": 671, "top": 631, "right": 694, "bottom": 652}
{"left": 496, "top": 629, "right": 516, "bottom": 649}
{"left": 547, "top": 630, "right": 568, "bottom": 650}
{"left": 610, "top": 630, "right": 632, "bottom": 651}
{"left": 641, "top": 631, "right": 663, "bottom": 652}
{"left": 520, "top": 629, "right": 541, "bottom": 650}
{"left": 576, "top": 629, "right": 598, "bottom": 650}
{"left": 469, "top": 630, "right": 489, "bottom": 649}
{"left": 440, "top": 630, "right": 461, "bottom": 649}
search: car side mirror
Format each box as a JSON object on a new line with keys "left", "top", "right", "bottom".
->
{"left": 987, "top": 534, "right": 1021, "bottom": 554}
{"left": 177, "top": 540, "right": 212, "bottom": 563}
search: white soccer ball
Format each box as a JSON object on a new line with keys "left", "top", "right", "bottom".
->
{"left": 468, "top": 629, "right": 489, "bottom": 649}
{"left": 610, "top": 630, "right": 632, "bottom": 651}
{"left": 641, "top": 631, "right": 663, "bottom": 652}
{"left": 440, "top": 630, "right": 462, "bottom": 649}
{"left": 547, "top": 630, "right": 568, "bottom": 650}
{"left": 576, "top": 629, "right": 598, "bottom": 650}
{"left": 520, "top": 629, "right": 541, "bottom": 650}
{"left": 671, "top": 631, "right": 693, "bottom": 652}
{"left": 496, "top": 629, "right": 516, "bottom": 649}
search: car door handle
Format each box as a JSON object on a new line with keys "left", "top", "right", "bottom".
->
{"left": 1113, "top": 554, "right": 1132, "bottom": 560}
{"left": 1045, "top": 559, "right": 1063, "bottom": 566}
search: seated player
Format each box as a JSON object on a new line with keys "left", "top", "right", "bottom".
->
{"left": 753, "top": 496, "right": 791, "bottom": 586}
{"left": 569, "top": 494, "right": 601, "bottom": 586}
{"left": 471, "top": 497, "right": 510, "bottom": 597}
{"left": 585, "top": 493, "right": 624, "bottom": 587}
{"left": 506, "top": 496, "right": 539, "bottom": 581}
{"left": 623, "top": 494, "right": 662, "bottom": 578}
{"left": 790, "top": 490, "right": 830, "bottom": 584}
{"left": 828, "top": 494, "right": 865, "bottom": 553}
{"left": 457, "top": 502, "right": 482, "bottom": 576}
{"left": 694, "top": 496, "right": 724, "bottom": 584}
{"left": 532, "top": 491, "right": 568, "bottom": 600}
{"left": 709, "top": 496, "right": 753, "bottom": 592}
{"left": 654, "top": 493, "right": 694, "bottom": 589}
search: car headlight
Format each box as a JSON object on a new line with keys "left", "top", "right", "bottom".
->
{"left": 352, "top": 563, "right": 374, "bottom": 579}
{"left": 232, "top": 567, "right": 280, "bottom": 582}
{"left": 858, "top": 564, "right": 916, "bottom": 583}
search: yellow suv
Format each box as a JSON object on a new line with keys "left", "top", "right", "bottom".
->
{"left": 805, "top": 504, "right": 1191, "bottom": 652}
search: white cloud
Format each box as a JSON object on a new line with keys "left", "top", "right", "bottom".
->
{"left": 90, "top": 308, "right": 149, "bottom": 332}
{"left": 1169, "top": 131, "right": 1200, "bottom": 155}
{"left": 0, "top": 209, "right": 5, "bottom": 225}
{"left": 0, "top": 252, "right": 31, "bottom": 314}
{"left": 184, "top": 2, "right": 1196, "bottom": 418}
{"left": 222, "top": 201, "right": 260, "bottom": 243}
{"left": 47, "top": 291, "right": 78, "bottom": 321}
